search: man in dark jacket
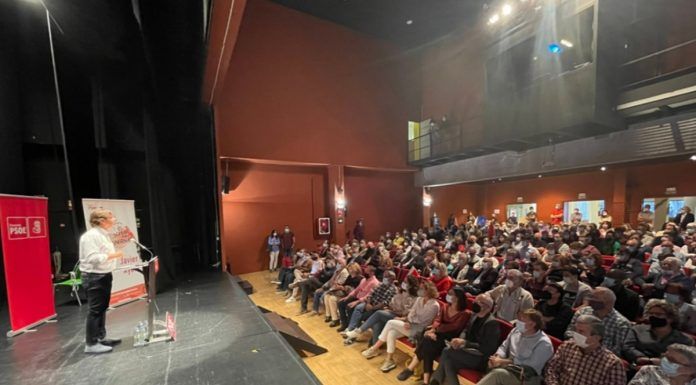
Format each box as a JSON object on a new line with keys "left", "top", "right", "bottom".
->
{"left": 430, "top": 293, "right": 501, "bottom": 385}
{"left": 602, "top": 269, "right": 641, "bottom": 321}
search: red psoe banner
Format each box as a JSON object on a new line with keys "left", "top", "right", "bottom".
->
{"left": 0, "top": 194, "right": 56, "bottom": 336}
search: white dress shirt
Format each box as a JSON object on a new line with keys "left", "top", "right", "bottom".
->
{"left": 79, "top": 227, "right": 117, "bottom": 274}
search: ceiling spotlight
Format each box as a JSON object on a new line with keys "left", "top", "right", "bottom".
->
{"left": 502, "top": 4, "right": 512, "bottom": 16}
{"left": 600, "top": 166, "right": 607, "bottom": 171}
{"left": 497, "top": 177, "right": 503, "bottom": 181}
{"left": 488, "top": 14, "right": 500, "bottom": 24}
{"left": 560, "top": 39, "right": 574, "bottom": 48}
{"left": 548, "top": 43, "right": 562, "bottom": 54}
{"left": 533, "top": 56, "right": 538, "bottom": 61}
{"left": 690, "top": 154, "right": 696, "bottom": 161}
{"left": 537, "top": 174, "right": 542, "bottom": 178}
{"left": 406, "top": 19, "right": 413, "bottom": 25}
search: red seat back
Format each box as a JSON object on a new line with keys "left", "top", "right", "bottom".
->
{"left": 549, "top": 335, "right": 563, "bottom": 351}
{"left": 642, "top": 263, "right": 650, "bottom": 277}
{"left": 497, "top": 318, "right": 514, "bottom": 341}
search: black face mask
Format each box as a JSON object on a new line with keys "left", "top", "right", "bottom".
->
{"left": 539, "top": 291, "right": 552, "bottom": 301}
{"left": 471, "top": 303, "right": 481, "bottom": 313}
{"left": 649, "top": 316, "right": 668, "bottom": 328}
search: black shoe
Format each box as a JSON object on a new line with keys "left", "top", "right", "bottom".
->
{"left": 324, "top": 316, "right": 332, "bottom": 323}
{"left": 337, "top": 325, "right": 347, "bottom": 332}
{"left": 329, "top": 320, "right": 340, "bottom": 327}
{"left": 396, "top": 369, "right": 414, "bottom": 381}
{"left": 98, "top": 338, "right": 122, "bottom": 346}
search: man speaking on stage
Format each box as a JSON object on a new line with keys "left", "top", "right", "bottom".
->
{"left": 79, "top": 209, "right": 123, "bottom": 354}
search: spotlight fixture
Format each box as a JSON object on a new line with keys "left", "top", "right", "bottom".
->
{"left": 600, "top": 166, "right": 607, "bottom": 172}
{"left": 406, "top": 19, "right": 413, "bottom": 25}
{"left": 690, "top": 154, "right": 696, "bottom": 161}
{"left": 502, "top": 4, "right": 512, "bottom": 15}
{"left": 423, "top": 196, "right": 433, "bottom": 207}
{"left": 560, "top": 39, "right": 574, "bottom": 48}
{"left": 488, "top": 13, "right": 500, "bottom": 24}
{"left": 497, "top": 177, "right": 503, "bottom": 181}
{"left": 548, "top": 43, "right": 562, "bottom": 54}
{"left": 537, "top": 174, "right": 542, "bottom": 178}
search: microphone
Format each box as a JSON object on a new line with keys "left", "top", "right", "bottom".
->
{"left": 130, "top": 238, "right": 151, "bottom": 251}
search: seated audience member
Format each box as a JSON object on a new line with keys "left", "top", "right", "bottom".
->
{"left": 596, "top": 229, "right": 620, "bottom": 256}
{"left": 313, "top": 258, "right": 349, "bottom": 318}
{"left": 644, "top": 256, "right": 692, "bottom": 299}
{"left": 477, "top": 309, "right": 554, "bottom": 385}
{"left": 650, "top": 236, "right": 685, "bottom": 263}
{"left": 561, "top": 267, "right": 593, "bottom": 308}
{"left": 395, "top": 287, "right": 469, "bottom": 383}
{"left": 349, "top": 275, "right": 419, "bottom": 347}
{"left": 675, "top": 206, "right": 695, "bottom": 231}
{"left": 428, "top": 293, "right": 500, "bottom": 385}
{"left": 489, "top": 269, "right": 535, "bottom": 322}
{"left": 337, "top": 265, "right": 379, "bottom": 332}
{"left": 430, "top": 262, "right": 453, "bottom": 301}
{"left": 325, "top": 263, "right": 363, "bottom": 327}
{"left": 297, "top": 257, "right": 336, "bottom": 314}
{"left": 545, "top": 315, "right": 626, "bottom": 385}
{"left": 460, "top": 256, "right": 499, "bottom": 295}
{"left": 623, "top": 299, "right": 693, "bottom": 365}
{"left": 285, "top": 250, "right": 314, "bottom": 302}
{"left": 360, "top": 281, "right": 440, "bottom": 373}
{"left": 612, "top": 242, "right": 647, "bottom": 286}
{"left": 524, "top": 261, "right": 549, "bottom": 299}
{"left": 565, "top": 287, "right": 632, "bottom": 356}
{"left": 665, "top": 283, "right": 696, "bottom": 334}
{"left": 546, "top": 254, "right": 573, "bottom": 283}
{"left": 582, "top": 252, "right": 606, "bottom": 287}
{"left": 602, "top": 269, "right": 641, "bottom": 321}
{"left": 343, "top": 270, "right": 397, "bottom": 333}
{"left": 629, "top": 343, "right": 696, "bottom": 385}
{"left": 535, "top": 282, "right": 573, "bottom": 339}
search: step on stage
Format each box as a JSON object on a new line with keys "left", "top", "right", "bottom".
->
{"left": 0, "top": 272, "right": 321, "bottom": 385}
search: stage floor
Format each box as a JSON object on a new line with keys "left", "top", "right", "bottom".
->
{"left": 0, "top": 272, "right": 320, "bottom": 385}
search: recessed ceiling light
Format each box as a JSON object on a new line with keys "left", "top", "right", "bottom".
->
{"left": 406, "top": 19, "right": 413, "bottom": 25}
{"left": 498, "top": 177, "right": 503, "bottom": 181}
{"left": 537, "top": 174, "right": 542, "bottom": 178}
{"left": 690, "top": 154, "right": 696, "bottom": 161}
{"left": 488, "top": 14, "right": 500, "bottom": 24}
{"left": 600, "top": 166, "right": 607, "bottom": 171}
{"left": 560, "top": 39, "right": 574, "bottom": 48}
{"left": 502, "top": 4, "right": 512, "bottom": 16}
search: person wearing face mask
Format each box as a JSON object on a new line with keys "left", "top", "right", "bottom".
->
{"left": 428, "top": 293, "right": 500, "bottom": 385}
{"left": 297, "top": 257, "right": 336, "bottom": 314}
{"left": 629, "top": 343, "right": 696, "bottom": 385}
{"left": 550, "top": 203, "right": 564, "bottom": 226}
{"left": 650, "top": 236, "right": 684, "bottom": 264}
{"left": 565, "top": 287, "right": 631, "bottom": 355}
{"left": 267, "top": 229, "right": 281, "bottom": 271}
{"left": 361, "top": 281, "right": 440, "bottom": 373}
{"left": 315, "top": 259, "right": 350, "bottom": 321}
{"left": 348, "top": 275, "right": 418, "bottom": 347}
{"left": 560, "top": 268, "right": 592, "bottom": 308}
{"left": 461, "top": 256, "right": 499, "bottom": 295}
{"left": 644, "top": 257, "right": 692, "bottom": 299}
{"left": 478, "top": 309, "right": 554, "bottom": 385}
{"left": 611, "top": 242, "right": 646, "bottom": 286}
{"left": 602, "top": 269, "right": 641, "bottom": 321}
{"left": 581, "top": 252, "right": 605, "bottom": 287}
{"left": 342, "top": 270, "right": 397, "bottom": 335}
{"left": 337, "top": 266, "right": 379, "bottom": 332}
{"left": 490, "top": 269, "right": 534, "bottom": 322}
{"left": 534, "top": 282, "right": 573, "bottom": 339}
{"left": 665, "top": 283, "right": 696, "bottom": 335}
{"left": 429, "top": 262, "right": 453, "bottom": 301}
{"left": 280, "top": 225, "right": 295, "bottom": 258}
{"left": 524, "top": 261, "right": 549, "bottom": 299}
{"left": 395, "top": 287, "right": 469, "bottom": 382}
{"left": 675, "top": 206, "right": 695, "bottom": 232}
{"left": 544, "top": 315, "right": 626, "bottom": 385}
{"left": 623, "top": 299, "right": 693, "bottom": 366}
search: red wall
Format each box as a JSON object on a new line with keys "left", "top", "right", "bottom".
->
{"left": 215, "top": 0, "right": 422, "bottom": 274}
{"left": 429, "top": 160, "right": 696, "bottom": 226}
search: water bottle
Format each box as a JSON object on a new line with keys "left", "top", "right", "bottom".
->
{"left": 142, "top": 321, "right": 149, "bottom": 343}
{"left": 133, "top": 323, "right": 141, "bottom": 346}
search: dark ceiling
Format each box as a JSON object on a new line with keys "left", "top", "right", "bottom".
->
{"left": 270, "top": 0, "right": 487, "bottom": 48}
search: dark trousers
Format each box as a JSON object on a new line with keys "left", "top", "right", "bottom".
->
{"left": 338, "top": 296, "right": 357, "bottom": 328}
{"left": 415, "top": 331, "right": 456, "bottom": 374}
{"left": 278, "top": 268, "right": 295, "bottom": 290}
{"left": 430, "top": 347, "right": 485, "bottom": 385}
{"left": 299, "top": 277, "right": 322, "bottom": 311}
{"left": 83, "top": 272, "right": 112, "bottom": 345}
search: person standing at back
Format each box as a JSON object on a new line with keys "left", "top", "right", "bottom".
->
{"left": 267, "top": 229, "right": 281, "bottom": 271}
{"left": 280, "top": 225, "right": 295, "bottom": 258}
{"left": 79, "top": 209, "right": 124, "bottom": 354}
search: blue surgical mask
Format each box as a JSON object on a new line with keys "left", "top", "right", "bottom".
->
{"left": 665, "top": 293, "right": 681, "bottom": 305}
{"left": 432, "top": 269, "right": 440, "bottom": 276}
{"left": 661, "top": 357, "right": 681, "bottom": 377}
{"left": 602, "top": 277, "right": 616, "bottom": 287}
{"left": 516, "top": 320, "right": 527, "bottom": 334}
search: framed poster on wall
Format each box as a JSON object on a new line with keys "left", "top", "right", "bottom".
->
{"left": 318, "top": 217, "right": 331, "bottom": 235}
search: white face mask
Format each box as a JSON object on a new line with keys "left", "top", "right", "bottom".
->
{"left": 516, "top": 320, "right": 527, "bottom": 334}
{"left": 505, "top": 280, "right": 515, "bottom": 289}
{"left": 533, "top": 271, "right": 541, "bottom": 279}
{"left": 401, "top": 282, "right": 409, "bottom": 291}
{"left": 445, "top": 294, "right": 453, "bottom": 304}
{"left": 570, "top": 331, "right": 588, "bottom": 348}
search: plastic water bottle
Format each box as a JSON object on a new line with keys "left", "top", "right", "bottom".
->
{"left": 133, "top": 324, "right": 141, "bottom": 346}
{"left": 142, "top": 321, "right": 149, "bottom": 343}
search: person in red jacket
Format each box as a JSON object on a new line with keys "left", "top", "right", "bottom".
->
{"left": 550, "top": 203, "right": 564, "bottom": 225}
{"left": 430, "top": 261, "right": 453, "bottom": 301}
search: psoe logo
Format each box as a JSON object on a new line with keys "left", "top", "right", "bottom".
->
{"left": 6, "top": 217, "right": 28, "bottom": 240}
{"left": 27, "top": 217, "right": 47, "bottom": 238}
